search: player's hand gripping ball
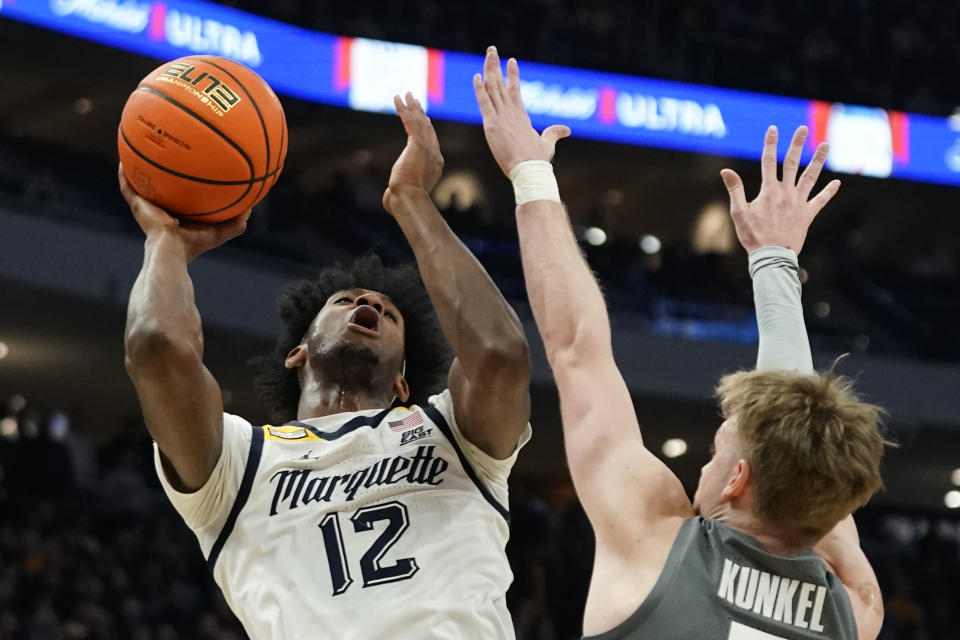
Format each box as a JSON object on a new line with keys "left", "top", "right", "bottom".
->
{"left": 118, "top": 55, "right": 287, "bottom": 223}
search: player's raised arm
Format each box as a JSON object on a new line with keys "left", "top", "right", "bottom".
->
{"left": 381, "top": 93, "right": 530, "bottom": 459}
{"left": 120, "top": 165, "right": 249, "bottom": 491}
{"left": 722, "top": 132, "right": 884, "bottom": 640}
{"left": 474, "top": 47, "right": 692, "bottom": 541}
{"left": 721, "top": 125, "right": 839, "bottom": 374}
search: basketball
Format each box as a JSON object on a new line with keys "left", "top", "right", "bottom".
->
{"left": 117, "top": 55, "right": 287, "bottom": 223}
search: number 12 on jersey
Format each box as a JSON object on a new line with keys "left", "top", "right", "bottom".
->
{"left": 318, "top": 500, "right": 419, "bottom": 596}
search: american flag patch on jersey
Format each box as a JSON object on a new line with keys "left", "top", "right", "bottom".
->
{"left": 389, "top": 411, "right": 424, "bottom": 431}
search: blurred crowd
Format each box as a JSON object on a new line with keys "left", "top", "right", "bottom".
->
{"left": 2, "top": 404, "right": 960, "bottom": 639}
{"left": 0, "top": 413, "right": 245, "bottom": 640}
{"left": 2, "top": 131, "right": 958, "bottom": 363}
{"left": 240, "top": 0, "right": 957, "bottom": 115}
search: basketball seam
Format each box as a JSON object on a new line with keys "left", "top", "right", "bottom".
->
{"left": 275, "top": 115, "right": 287, "bottom": 189}
{"left": 134, "top": 85, "right": 255, "bottom": 181}
{"left": 119, "top": 126, "right": 257, "bottom": 218}
{"left": 186, "top": 57, "right": 272, "bottom": 206}
{"left": 119, "top": 126, "right": 281, "bottom": 186}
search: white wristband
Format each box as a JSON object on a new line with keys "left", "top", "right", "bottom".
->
{"left": 509, "top": 160, "right": 561, "bottom": 205}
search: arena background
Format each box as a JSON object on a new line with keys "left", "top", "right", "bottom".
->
{"left": 1, "top": 1, "right": 959, "bottom": 638}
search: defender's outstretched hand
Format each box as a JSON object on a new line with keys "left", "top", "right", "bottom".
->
{"left": 118, "top": 164, "right": 249, "bottom": 263}
{"left": 473, "top": 46, "right": 569, "bottom": 175}
{"left": 383, "top": 93, "right": 444, "bottom": 215}
{"left": 721, "top": 126, "right": 839, "bottom": 255}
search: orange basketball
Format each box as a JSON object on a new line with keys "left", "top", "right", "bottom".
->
{"left": 118, "top": 55, "right": 287, "bottom": 223}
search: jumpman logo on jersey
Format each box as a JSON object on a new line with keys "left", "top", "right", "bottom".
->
{"left": 295, "top": 450, "right": 320, "bottom": 461}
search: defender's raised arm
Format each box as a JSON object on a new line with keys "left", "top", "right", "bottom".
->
{"left": 721, "top": 124, "right": 839, "bottom": 372}
{"left": 474, "top": 46, "right": 693, "bottom": 582}
{"left": 720, "top": 126, "right": 884, "bottom": 640}
{"left": 476, "top": 45, "right": 885, "bottom": 640}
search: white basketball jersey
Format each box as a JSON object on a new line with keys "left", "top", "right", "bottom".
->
{"left": 154, "top": 390, "right": 530, "bottom": 640}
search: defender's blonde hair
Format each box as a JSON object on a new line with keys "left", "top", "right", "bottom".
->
{"left": 717, "top": 369, "right": 890, "bottom": 539}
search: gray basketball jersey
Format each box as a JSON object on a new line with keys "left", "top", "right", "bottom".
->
{"left": 584, "top": 517, "right": 858, "bottom": 640}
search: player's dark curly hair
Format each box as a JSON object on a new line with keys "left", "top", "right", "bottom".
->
{"left": 253, "top": 254, "right": 452, "bottom": 424}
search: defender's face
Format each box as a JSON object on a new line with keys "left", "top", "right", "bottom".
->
{"left": 693, "top": 418, "right": 740, "bottom": 516}
{"left": 307, "top": 289, "right": 406, "bottom": 371}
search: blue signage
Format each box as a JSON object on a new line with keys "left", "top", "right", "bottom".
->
{"left": 3, "top": 0, "right": 958, "bottom": 187}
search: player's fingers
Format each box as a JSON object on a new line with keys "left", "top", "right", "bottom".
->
{"left": 402, "top": 92, "right": 423, "bottom": 126}
{"left": 407, "top": 92, "right": 424, "bottom": 113}
{"left": 541, "top": 125, "right": 571, "bottom": 160}
{"left": 421, "top": 111, "right": 441, "bottom": 150}
{"left": 119, "top": 164, "right": 181, "bottom": 230}
{"left": 181, "top": 209, "right": 248, "bottom": 239}
{"left": 807, "top": 179, "right": 841, "bottom": 216}
{"left": 221, "top": 210, "right": 252, "bottom": 239}
{"left": 760, "top": 125, "right": 778, "bottom": 186}
{"left": 474, "top": 73, "right": 496, "bottom": 118}
{"left": 782, "top": 126, "right": 808, "bottom": 187}
{"left": 395, "top": 92, "right": 439, "bottom": 152}
{"left": 483, "top": 46, "right": 505, "bottom": 107}
{"left": 798, "top": 142, "right": 830, "bottom": 201}
{"left": 541, "top": 124, "right": 571, "bottom": 143}
{"left": 117, "top": 165, "right": 158, "bottom": 222}
{"left": 117, "top": 164, "right": 137, "bottom": 204}
{"left": 507, "top": 57, "right": 522, "bottom": 103}
{"left": 395, "top": 94, "right": 415, "bottom": 124}
{"left": 405, "top": 92, "right": 432, "bottom": 130}
{"left": 720, "top": 168, "right": 749, "bottom": 213}
{"left": 394, "top": 94, "right": 419, "bottom": 137}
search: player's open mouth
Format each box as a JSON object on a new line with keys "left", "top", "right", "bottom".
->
{"left": 347, "top": 305, "right": 381, "bottom": 336}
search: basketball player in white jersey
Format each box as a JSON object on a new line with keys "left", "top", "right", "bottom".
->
{"left": 119, "top": 93, "right": 531, "bottom": 639}
{"left": 475, "top": 47, "right": 889, "bottom": 639}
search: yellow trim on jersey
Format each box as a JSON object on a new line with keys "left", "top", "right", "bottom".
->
{"left": 262, "top": 425, "right": 325, "bottom": 442}
{"left": 393, "top": 404, "right": 421, "bottom": 414}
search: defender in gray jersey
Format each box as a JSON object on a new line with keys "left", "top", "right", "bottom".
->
{"left": 120, "top": 93, "right": 531, "bottom": 638}
{"left": 474, "top": 47, "right": 890, "bottom": 640}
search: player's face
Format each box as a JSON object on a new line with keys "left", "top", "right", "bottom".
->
{"left": 307, "top": 289, "right": 406, "bottom": 373}
{"left": 693, "top": 418, "right": 740, "bottom": 516}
